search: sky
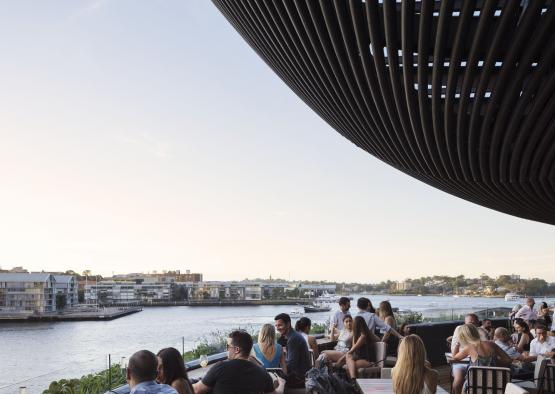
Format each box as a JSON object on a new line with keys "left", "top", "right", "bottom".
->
{"left": 0, "top": 1, "right": 554, "bottom": 283}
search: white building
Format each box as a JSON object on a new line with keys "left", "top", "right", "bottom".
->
{"left": 0, "top": 273, "right": 56, "bottom": 313}
{"left": 53, "top": 275, "right": 78, "bottom": 308}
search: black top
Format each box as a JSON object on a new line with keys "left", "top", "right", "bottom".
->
{"left": 517, "top": 333, "right": 530, "bottom": 352}
{"left": 201, "top": 359, "right": 274, "bottom": 394}
{"left": 284, "top": 329, "right": 311, "bottom": 380}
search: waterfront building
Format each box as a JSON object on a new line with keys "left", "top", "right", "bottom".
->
{"left": 0, "top": 273, "right": 56, "bottom": 313}
{"left": 53, "top": 275, "right": 78, "bottom": 308}
{"left": 85, "top": 281, "right": 139, "bottom": 305}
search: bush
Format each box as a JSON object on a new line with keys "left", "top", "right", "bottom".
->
{"left": 43, "top": 364, "right": 125, "bottom": 394}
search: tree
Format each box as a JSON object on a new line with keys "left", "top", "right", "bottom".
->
{"left": 56, "top": 293, "right": 67, "bottom": 310}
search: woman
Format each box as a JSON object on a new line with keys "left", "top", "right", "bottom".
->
{"left": 392, "top": 335, "right": 438, "bottom": 394}
{"left": 537, "top": 301, "right": 552, "bottom": 328}
{"left": 318, "top": 314, "right": 353, "bottom": 368}
{"left": 378, "top": 301, "right": 399, "bottom": 356}
{"left": 252, "top": 324, "right": 287, "bottom": 372}
{"left": 346, "top": 316, "right": 375, "bottom": 379}
{"left": 156, "top": 347, "right": 194, "bottom": 394}
{"left": 453, "top": 324, "right": 512, "bottom": 394}
{"left": 295, "top": 317, "right": 319, "bottom": 359}
{"left": 513, "top": 318, "right": 531, "bottom": 353}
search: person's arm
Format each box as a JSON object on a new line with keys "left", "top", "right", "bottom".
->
{"left": 514, "top": 306, "right": 527, "bottom": 319}
{"left": 347, "top": 334, "right": 366, "bottom": 354}
{"left": 279, "top": 348, "right": 287, "bottom": 375}
{"left": 516, "top": 333, "right": 529, "bottom": 353}
{"left": 492, "top": 343, "right": 512, "bottom": 367}
{"left": 453, "top": 347, "right": 470, "bottom": 361}
{"left": 192, "top": 381, "right": 210, "bottom": 394}
{"left": 263, "top": 371, "right": 278, "bottom": 394}
{"left": 309, "top": 336, "right": 319, "bottom": 358}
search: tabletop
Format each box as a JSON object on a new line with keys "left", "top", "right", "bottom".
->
{"left": 356, "top": 378, "right": 449, "bottom": 394}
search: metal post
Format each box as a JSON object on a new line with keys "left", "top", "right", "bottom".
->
{"left": 108, "top": 354, "right": 112, "bottom": 390}
{"left": 182, "top": 337, "right": 185, "bottom": 356}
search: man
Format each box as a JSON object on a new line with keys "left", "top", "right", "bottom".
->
{"left": 193, "top": 330, "right": 276, "bottom": 394}
{"left": 126, "top": 350, "right": 177, "bottom": 394}
{"left": 481, "top": 319, "right": 494, "bottom": 340}
{"left": 493, "top": 327, "right": 521, "bottom": 359}
{"left": 519, "top": 324, "right": 555, "bottom": 362}
{"left": 450, "top": 314, "right": 489, "bottom": 394}
{"left": 274, "top": 313, "right": 311, "bottom": 389}
{"left": 355, "top": 297, "right": 402, "bottom": 343}
{"left": 329, "top": 297, "right": 350, "bottom": 333}
{"left": 515, "top": 298, "right": 537, "bottom": 324}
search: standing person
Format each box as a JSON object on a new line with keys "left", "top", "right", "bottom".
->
{"left": 295, "top": 317, "right": 319, "bottom": 359}
{"left": 252, "top": 324, "right": 287, "bottom": 371}
{"left": 156, "top": 348, "right": 194, "bottom": 394}
{"left": 392, "top": 335, "right": 438, "bottom": 394}
{"left": 126, "top": 350, "right": 177, "bottom": 394}
{"left": 378, "top": 301, "right": 399, "bottom": 356}
{"left": 519, "top": 324, "right": 555, "bottom": 362}
{"left": 537, "top": 301, "right": 552, "bottom": 328}
{"left": 515, "top": 298, "right": 537, "bottom": 324}
{"left": 513, "top": 318, "right": 531, "bottom": 353}
{"left": 319, "top": 314, "right": 353, "bottom": 368}
{"left": 355, "top": 297, "right": 402, "bottom": 343}
{"left": 345, "top": 316, "right": 376, "bottom": 379}
{"left": 193, "top": 330, "right": 277, "bottom": 394}
{"left": 329, "top": 297, "right": 351, "bottom": 335}
{"left": 274, "top": 313, "right": 311, "bottom": 389}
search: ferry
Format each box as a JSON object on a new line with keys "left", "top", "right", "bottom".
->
{"left": 304, "top": 303, "right": 331, "bottom": 313}
{"left": 504, "top": 292, "right": 521, "bottom": 302}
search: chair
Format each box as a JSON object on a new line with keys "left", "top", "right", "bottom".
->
{"left": 465, "top": 366, "right": 511, "bottom": 394}
{"left": 514, "top": 356, "right": 549, "bottom": 394}
{"left": 542, "top": 364, "right": 555, "bottom": 393}
{"left": 356, "top": 342, "right": 387, "bottom": 378}
{"left": 505, "top": 383, "right": 529, "bottom": 394}
{"left": 381, "top": 367, "right": 392, "bottom": 379}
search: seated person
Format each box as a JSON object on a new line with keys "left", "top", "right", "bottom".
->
{"left": 318, "top": 314, "right": 353, "bottom": 368}
{"left": 193, "top": 330, "right": 277, "bottom": 394}
{"left": 252, "top": 324, "right": 287, "bottom": 371}
{"left": 493, "top": 327, "right": 521, "bottom": 359}
{"left": 519, "top": 324, "right": 555, "bottom": 363}
{"left": 392, "top": 335, "right": 438, "bottom": 394}
{"left": 355, "top": 297, "right": 401, "bottom": 343}
{"left": 329, "top": 297, "right": 351, "bottom": 333}
{"left": 274, "top": 313, "right": 311, "bottom": 389}
{"left": 156, "top": 347, "right": 194, "bottom": 394}
{"left": 295, "top": 317, "right": 319, "bottom": 359}
{"left": 126, "top": 350, "right": 177, "bottom": 394}
{"left": 345, "top": 316, "right": 376, "bottom": 379}
{"left": 480, "top": 319, "right": 494, "bottom": 340}
{"left": 513, "top": 318, "right": 532, "bottom": 353}
{"left": 398, "top": 323, "right": 411, "bottom": 337}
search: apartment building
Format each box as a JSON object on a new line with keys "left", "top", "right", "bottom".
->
{"left": 0, "top": 273, "right": 56, "bottom": 313}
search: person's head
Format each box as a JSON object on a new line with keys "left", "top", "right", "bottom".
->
{"left": 514, "top": 318, "right": 530, "bottom": 334}
{"left": 258, "top": 323, "right": 277, "bottom": 349}
{"left": 378, "top": 301, "right": 394, "bottom": 319}
{"left": 367, "top": 299, "right": 376, "bottom": 313}
{"left": 494, "top": 327, "right": 510, "bottom": 343}
{"left": 295, "top": 317, "right": 311, "bottom": 334}
{"left": 127, "top": 350, "right": 158, "bottom": 386}
{"left": 482, "top": 319, "right": 492, "bottom": 330}
{"left": 535, "top": 324, "right": 549, "bottom": 343}
{"left": 156, "top": 347, "right": 188, "bottom": 386}
{"left": 526, "top": 298, "right": 535, "bottom": 308}
{"left": 339, "top": 297, "right": 350, "bottom": 312}
{"left": 540, "top": 301, "right": 548, "bottom": 310}
{"left": 399, "top": 323, "right": 411, "bottom": 336}
{"left": 458, "top": 324, "right": 481, "bottom": 346}
{"left": 352, "top": 316, "right": 371, "bottom": 343}
{"left": 464, "top": 313, "right": 480, "bottom": 326}
{"left": 392, "top": 335, "right": 427, "bottom": 394}
{"left": 274, "top": 313, "right": 292, "bottom": 336}
{"left": 343, "top": 314, "right": 353, "bottom": 331}
{"left": 357, "top": 297, "right": 369, "bottom": 311}
{"left": 227, "top": 330, "right": 253, "bottom": 360}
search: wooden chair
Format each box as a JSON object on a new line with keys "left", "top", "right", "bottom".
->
{"left": 513, "top": 356, "right": 549, "bottom": 394}
{"left": 356, "top": 342, "right": 387, "bottom": 378}
{"left": 465, "top": 366, "right": 511, "bottom": 394}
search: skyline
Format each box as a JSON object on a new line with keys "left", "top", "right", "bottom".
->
{"left": 1, "top": 0, "right": 555, "bottom": 282}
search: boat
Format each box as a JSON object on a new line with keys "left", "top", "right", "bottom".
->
{"left": 504, "top": 293, "right": 521, "bottom": 302}
{"left": 290, "top": 306, "right": 304, "bottom": 316}
{"left": 303, "top": 304, "right": 331, "bottom": 313}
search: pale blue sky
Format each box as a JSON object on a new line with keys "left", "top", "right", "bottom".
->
{"left": 0, "top": 0, "right": 554, "bottom": 282}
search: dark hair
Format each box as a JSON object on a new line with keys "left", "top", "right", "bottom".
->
{"left": 343, "top": 314, "right": 353, "bottom": 322}
{"left": 353, "top": 316, "right": 372, "bottom": 345}
{"left": 128, "top": 350, "right": 158, "bottom": 382}
{"left": 535, "top": 324, "right": 548, "bottom": 331}
{"left": 379, "top": 301, "right": 394, "bottom": 318}
{"left": 399, "top": 323, "right": 409, "bottom": 335}
{"left": 156, "top": 347, "right": 192, "bottom": 391}
{"left": 482, "top": 318, "right": 492, "bottom": 323}
{"left": 540, "top": 301, "right": 548, "bottom": 309}
{"left": 229, "top": 330, "right": 253, "bottom": 356}
{"left": 339, "top": 297, "right": 350, "bottom": 306}
{"left": 367, "top": 299, "right": 376, "bottom": 314}
{"left": 466, "top": 313, "right": 479, "bottom": 325}
{"left": 274, "top": 313, "right": 291, "bottom": 325}
{"left": 514, "top": 318, "right": 530, "bottom": 334}
{"left": 357, "top": 297, "right": 369, "bottom": 310}
{"left": 295, "top": 317, "right": 311, "bottom": 332}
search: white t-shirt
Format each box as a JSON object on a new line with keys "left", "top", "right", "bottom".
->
{"left": 329, "top": 310, "right": 350, "bottom": 331}
{"left": 529, "top": 336, "right": 555, "bottom": 356}
{"left": 356, "top": 310, "right": 391, "bottom": 332}
{"left": 515, "top": 305, "right": 537, "bottom": 322}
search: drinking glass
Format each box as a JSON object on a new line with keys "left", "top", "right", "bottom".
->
{"left": 199, "top": 354, "right": 208, "bottom": 368}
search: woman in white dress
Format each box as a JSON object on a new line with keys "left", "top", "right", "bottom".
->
{"left": 317, "top": 314, "right": 353, "bottom": 368}
{"left": 392, "top": 335, "right": 438, "bottom": 394}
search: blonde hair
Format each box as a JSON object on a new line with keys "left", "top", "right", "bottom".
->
{"left": 257, "top": 324, "right": 276, "bottom": 361}
{"left": 458, "top": 323, "right": 481, "bottom": 346}
{"left": 392, "top": 335, "right": 427, "bottom": 394}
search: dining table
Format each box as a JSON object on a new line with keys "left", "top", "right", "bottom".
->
{"left": 356, "top": 378, "right": 449, "bottom": 393}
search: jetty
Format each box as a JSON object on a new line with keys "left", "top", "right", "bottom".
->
{"left": 0, "top": 306, "right": 142, "bottom": 322}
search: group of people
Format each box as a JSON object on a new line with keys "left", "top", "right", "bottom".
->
{"left": 449, "top": 299, "right": 555, "bottom": 394}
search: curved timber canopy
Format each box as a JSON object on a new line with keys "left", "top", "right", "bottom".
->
{"left": 212, "top": 0, "right": 555, "bottom": 225}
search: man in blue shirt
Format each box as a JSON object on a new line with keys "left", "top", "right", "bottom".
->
{"left": 274, "top": 313, "right": 311, "bottom": 389}
{"left": 127, "top": 350, "right": 177, "bottom": 394}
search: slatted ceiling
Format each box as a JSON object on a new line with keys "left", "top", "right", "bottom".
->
{"left": 213, "top": 0, "right": 555, "bottom": 225}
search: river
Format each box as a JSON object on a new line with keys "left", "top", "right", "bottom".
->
{"left": 1, "top": 295, "right": 552, "bottom": 393}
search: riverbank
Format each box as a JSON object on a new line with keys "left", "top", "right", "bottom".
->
{"left": 141, "top": 298, "right": 314, "bottom": 307}
{"left": 0, "top": 307, "right": 142, "bottom": 323}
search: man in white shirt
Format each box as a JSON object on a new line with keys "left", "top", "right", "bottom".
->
{"left": 520, "top": 325, "right": 555, "bottom": 362}
{"left": 355, "top": 297, "right": 403, "bottom": 343}
{"left": 514, "top": 298, "right": 538, "bottom": 324}
{"left": 329, "top": 297, "right": 351, "bottom": 332}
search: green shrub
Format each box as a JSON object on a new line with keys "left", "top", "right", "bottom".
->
{"left": 43, "top": 364, "right": 125, "bottom": 394}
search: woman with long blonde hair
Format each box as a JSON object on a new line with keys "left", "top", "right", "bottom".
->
{"left": 252, "top": 323, "right": 287, "bottom": 372}
{"left": 392, "top": 335, "right": 438, "bottom": 394}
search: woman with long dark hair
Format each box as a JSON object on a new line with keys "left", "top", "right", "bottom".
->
{"left": 345, "top": 316, "right": 375, "bottom": 378}
{"left": 295, "top": 316, "right": 319, "bottom": 359}
{"left": 156, "top": 347, "right": 194, "bottom": 394}
{"left": 513, "top": 318, "right": 531, "bottom": 353}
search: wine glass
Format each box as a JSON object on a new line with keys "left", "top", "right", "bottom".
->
{"left": 199, "top": 354, "right": 208, "bottom": 368}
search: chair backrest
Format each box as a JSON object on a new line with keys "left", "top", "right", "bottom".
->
{"left": 466, "top": 366, "right": 511, "bottom": 394}
{"left": 532, "top": 356, "right": 549, "bottom": 392}
{"left": 381, "top": 367, "right": 392, "bottom": 379}
{"left": 371, "top": 342, "right": 387, "bottom": 368}
{"left": 504, "top": 383, "right": 529, "bottom": 394}
{"left": 542, "top": 364, "right": 555, "bottom": 394}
